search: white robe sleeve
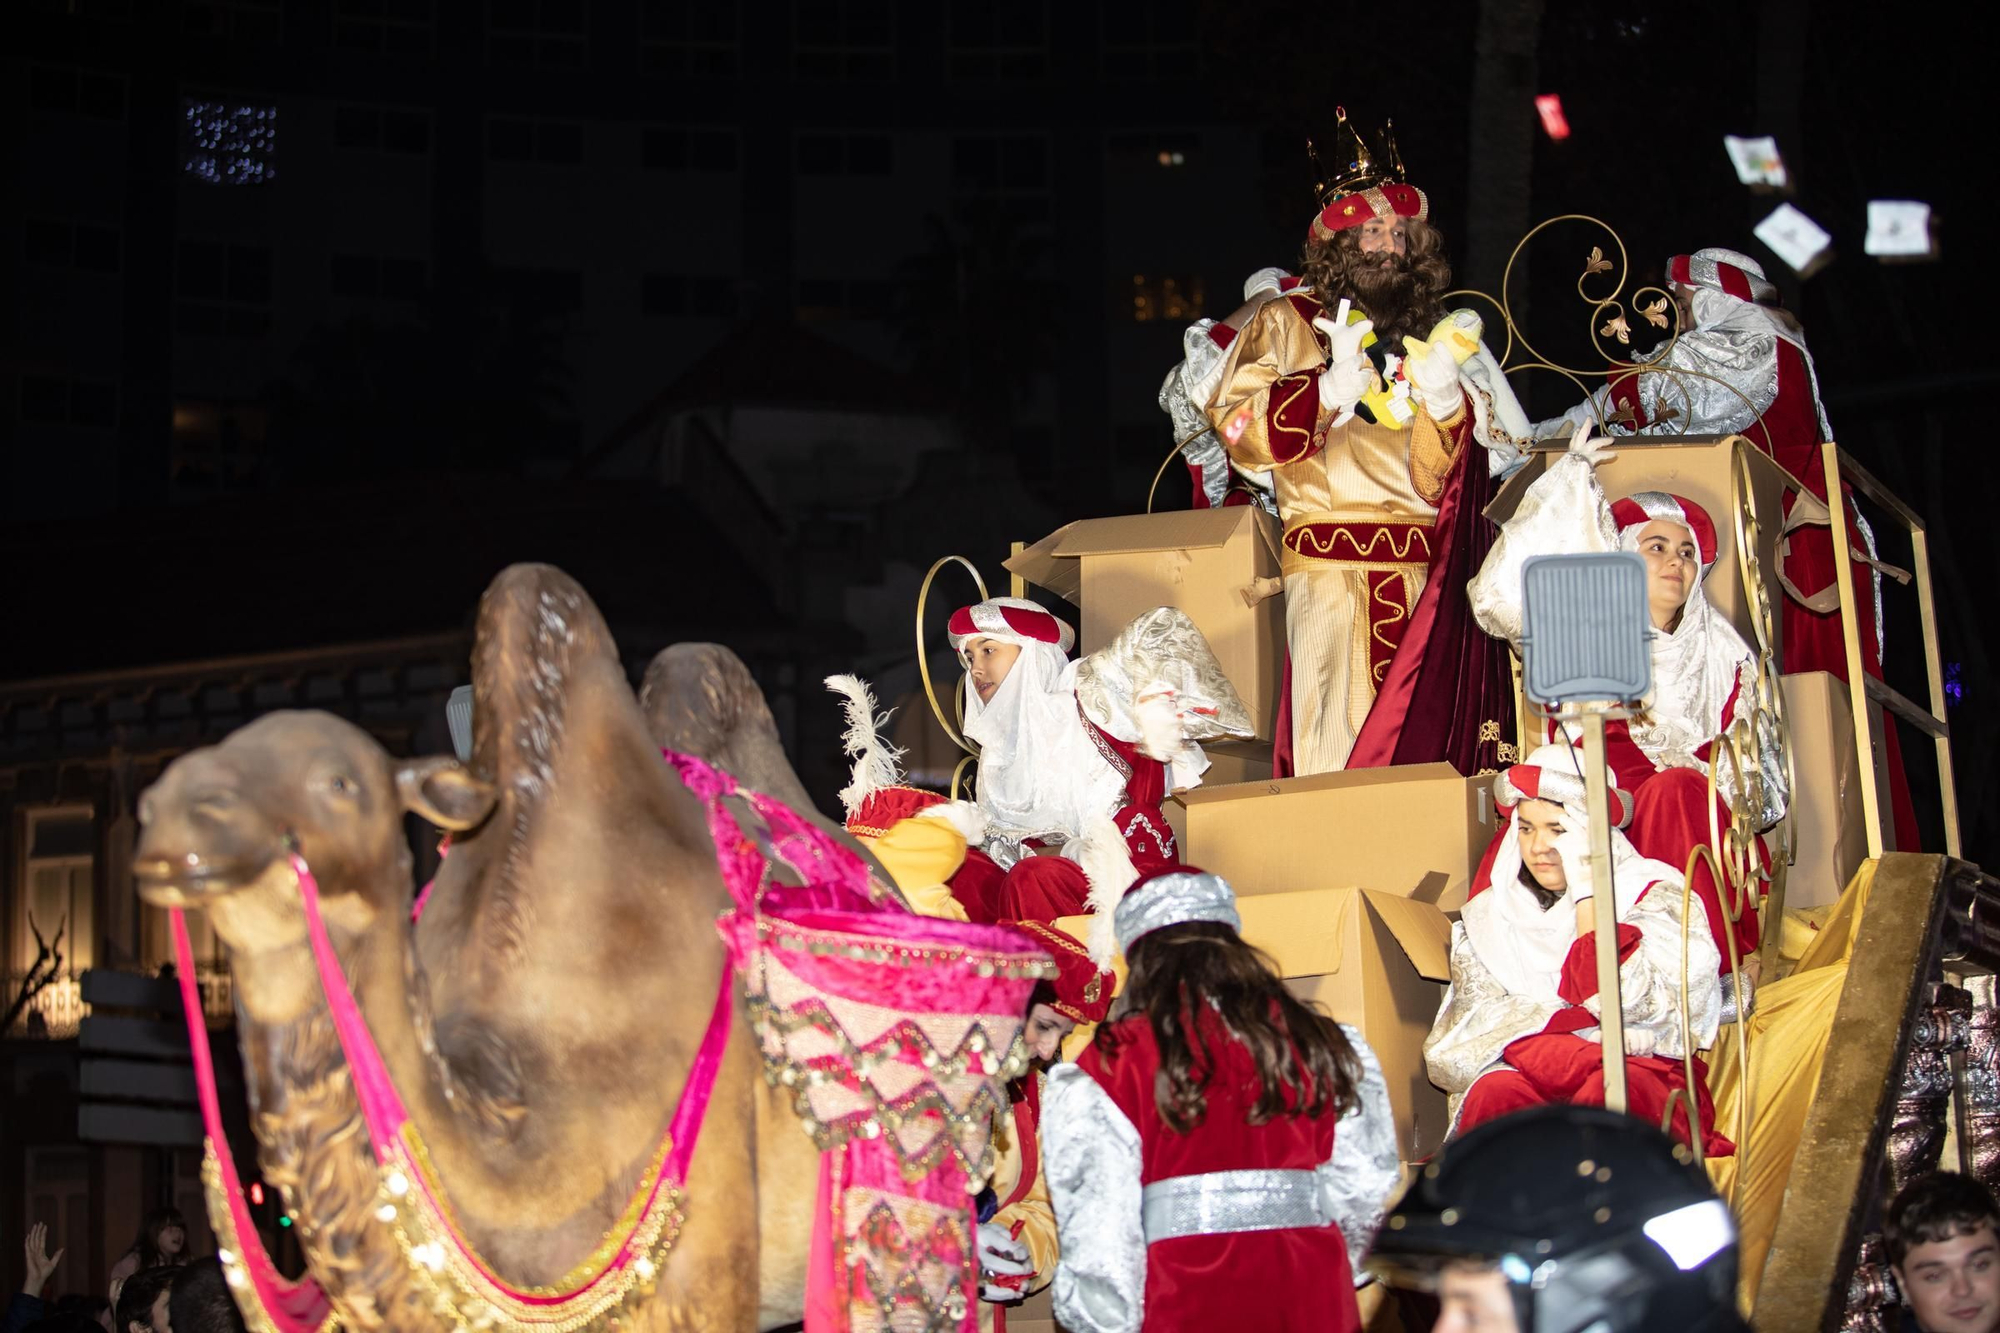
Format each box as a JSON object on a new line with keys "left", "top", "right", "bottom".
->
{"left": 1424, "top": 922, "right": 1564, "bottom": 1106}
{"left": 1162, "top": 319, "right": 1234, "bottom": 511}
{"left": 1322, "top": 1025, "right": 1402, "bottom": 1280}
{"left": 1044, "top": 1062, "right": 1146, "bottom": 1333}
{"left": 1580, "top": 888, "right": 1724, "bottom": 1056}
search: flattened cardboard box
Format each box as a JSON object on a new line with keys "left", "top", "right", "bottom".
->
{"left": 1007, "top": 507, "right": 1285, "bottom": 742}
{"left": 1487, "top": 436, "right": 1794, "bottom": 667}
{"left": 1056, "top": 884, "right": 1453, "bottom": 1163}
{"left": 1175, "top": 762, "right": 1497, "bottom": 914}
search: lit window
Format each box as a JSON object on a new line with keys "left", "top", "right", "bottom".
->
{"left": 9, "top": 808, "right": 96, "bottom": 1040}
{"left": 182, "top": 100, "right": 278, "bottom": 186}
{"left": 171, "top": 399, "right": 269, "bottom": 490}
{"left": 1130, "top": 274, "right": 1205, "bottom": 323}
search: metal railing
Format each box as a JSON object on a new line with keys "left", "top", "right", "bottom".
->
{"left": 1821, "top": 440, "right": 1960, "bottom": 858}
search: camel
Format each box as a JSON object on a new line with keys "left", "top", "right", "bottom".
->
{"left": 134, "top": 565, "right": 840, "bottom": 1331}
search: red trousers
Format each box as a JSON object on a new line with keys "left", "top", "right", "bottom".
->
{"left": 1460, "top": 1033, "right": 1734, "bottom": 1157}
{"left": 948, "top": 849, "right": 1091, "bottom": 924}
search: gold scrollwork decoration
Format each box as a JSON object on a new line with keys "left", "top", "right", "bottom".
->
{"left": 1442, "top": 216, "right": 1782, "bottom": 455}
{"left": 915, "top": 556, "right": 988, "bottom": 760}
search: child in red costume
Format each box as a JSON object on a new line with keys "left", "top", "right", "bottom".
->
{"left": 1042, "top": 868, "right": 1400, "bottom": 1333}
{"left": 1427, "top": 747, "right": 1734, "bottom": 1158}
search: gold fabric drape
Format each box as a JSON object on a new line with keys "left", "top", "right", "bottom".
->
{"left": 1706, "top": 860, "right": 1879, "bottom": 1307}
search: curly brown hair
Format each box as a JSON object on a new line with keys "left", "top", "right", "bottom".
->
{"left": 1106, "top": 921, "right": 1361, "bottom": 1134}
{"left": 1297, "top": 217, "right": 1453, "bottom": 351}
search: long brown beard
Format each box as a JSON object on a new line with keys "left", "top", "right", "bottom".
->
{"left": 1342, "top": 255, "right": 1428, "bottom": 345}
{"left": 1298, "top": 225, "right": 1452, "bottom": 351}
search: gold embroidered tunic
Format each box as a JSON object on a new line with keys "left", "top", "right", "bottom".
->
{"left": 1205, "top": 289, "right": 1469, "bottom": 773}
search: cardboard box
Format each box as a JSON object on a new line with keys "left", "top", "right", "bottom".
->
{"left": 1174, "top": 762, "right": 1497, "bottom": 915}
{"left": 1056, "top": 883, "right": 1453, "bottom": 1163}
{"left": 1775, "top": 671, "right": 1893, "bottom": 910}
{"left": 1007, "top": 508, "right": 1285, "bottom": 742}
{"left": 1486, "top": 437, "right": 1796, "bottom": 668}
{"left": 1193, "top": 736, "right": 1275, "bottom": 789}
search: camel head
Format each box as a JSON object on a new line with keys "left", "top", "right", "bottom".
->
{"left": 135, "top": 712, "right": 494, "bottom": 1016}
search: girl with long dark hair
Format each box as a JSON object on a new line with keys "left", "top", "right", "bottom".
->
{"left": 106, "top": 1206, "right": 187, "bottom": 1305}
{"left": 1042, "top": 868, "right": 1400, "bottom": 1332}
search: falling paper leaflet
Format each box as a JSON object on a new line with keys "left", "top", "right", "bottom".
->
{"left": 1535, "top": 94, "right": 1571, "bottom": 141}
{"left": 1724, "top": 135, "right": 1788, "bottom": 189}
{"left": 1754, "top": 202, "right": 1833, "bottom": 275}
{"left": 1865, "top": 200, "right": 1936, "bottom": 259}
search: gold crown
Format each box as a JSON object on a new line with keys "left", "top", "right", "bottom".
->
{"left": 1307, "top": 106, "right": 1409, "bottom": 208}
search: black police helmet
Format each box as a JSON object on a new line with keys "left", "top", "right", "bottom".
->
{"left": 1365, "top": 1105, "right": 1743, "bottom": 1333}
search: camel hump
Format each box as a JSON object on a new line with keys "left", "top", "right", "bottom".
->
{"left": 473, "top": 563, "right": 617, "bottom": 670}
{"left": 640, "top": 643, "right": 816, "bottom": 812}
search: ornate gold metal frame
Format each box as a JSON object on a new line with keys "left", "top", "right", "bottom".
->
{"left": 914, "top": 555, "right": 987, "bottom": 800}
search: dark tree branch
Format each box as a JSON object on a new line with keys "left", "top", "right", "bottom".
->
{"left": 3, "top": 911, "right": 69, "bottom": 1035}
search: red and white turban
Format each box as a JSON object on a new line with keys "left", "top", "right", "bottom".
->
{"left": 1610, "top": 491, "right": 1718, "bottom": 578}
{"left": 1471, "top": 745, "right": 1660, "bottom": 909}
{"left": 1668, "top": 248, "right": 1777, "bottom": 306}
{"left": 1492, "top": 748, "right": 1633, "bottom": 829}
{"left": 948, "top": 597, "right": 1075, "bottom": 660}
{"left": 1309, "top": 181, "right": 1430, "bottom": 243}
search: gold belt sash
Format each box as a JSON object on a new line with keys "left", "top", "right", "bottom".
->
{"left": 1281, "top": 516, "right": 1434, "bottom": 577}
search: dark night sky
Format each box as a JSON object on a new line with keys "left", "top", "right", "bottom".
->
{"left": 5, "top": 0, "right": 1992, "bottom": 863}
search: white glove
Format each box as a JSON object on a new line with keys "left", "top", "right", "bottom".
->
{"left": 1317, "top": 356, "right": 1373, "bottom": 416}
{"left": 1622, "top": 1026, "right": 1658, "bottom": 1058}
{"left": 1565, "top": 416, "right": 1616, "bottom": 469}
{"left": 1313, "top": 311, "right": 1374, "bottom": 365}
{"left": 1243, "top": 266, "right": 1291, "bottom": 302}
{"left": 1132, "top": 689, "right": 1183, "bottom": 763}
{"left": 1553, "top": 824, "right": 1595, "bottom": 904}
{"left": 977, "top": 1221, "right": 1033, "bottom": 1303}
{"left": 1311, "top": 312, "right": 1376, "bottom": 418}
{"left": 1406, "top": 339, "right": 1465, "bottom": 418}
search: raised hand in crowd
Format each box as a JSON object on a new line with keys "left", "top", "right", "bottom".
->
{"left": 22, "top": 1222, "right": 64, "bottom": 1297}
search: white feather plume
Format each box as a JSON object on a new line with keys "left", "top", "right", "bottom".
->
{"left": 826, "top": 674, "right": 906, "bottom": 821}
{"left": 1075, "top": 815, "right": 1140, "bottom": 965}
